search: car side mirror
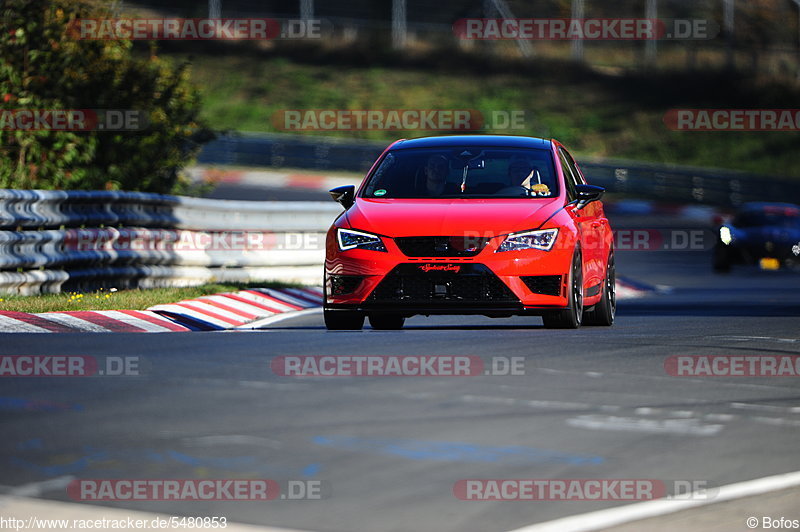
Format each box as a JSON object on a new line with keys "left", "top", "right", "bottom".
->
{"left": 574, "top": 184, "right": 604, "bottom": 209}
{"left": 329, "top": 185, "right": 356, "bottom": 210}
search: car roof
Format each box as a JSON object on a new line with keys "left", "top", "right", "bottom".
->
{"left": 390, "top": 135, "right": 553, "bottom": 150}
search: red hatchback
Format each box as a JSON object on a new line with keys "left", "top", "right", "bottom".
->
{"left": 324, "top": 135, "right": 615, "bottom": 330}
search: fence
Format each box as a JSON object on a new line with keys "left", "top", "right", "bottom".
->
{"left": 130, "top": 0, "right": 800, "bottom": 78}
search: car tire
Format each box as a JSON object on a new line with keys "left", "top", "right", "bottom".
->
{"left": 583, "top": 250, "right": 616, "bottom": 326}
{"left": 324, "top": 309, "right": 364, "bottom": 330}
{"left": 368, "top": 314, "right": 405, "bottom": 330}
{"left": 712, "top": 245, "right": 731, "bottom": 273}
{"left": 542, "top": 249, "right": 584, "bottom": 329}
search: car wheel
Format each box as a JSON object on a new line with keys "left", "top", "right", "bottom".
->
{"left": 542, "top": 249, "right": 583, "bottom": 329}
{"left": 368, "top": 314, "right": 405, "bottom": 330}
{"left": 712, "top": 245, "right": 731, "bottom": 273}
{"left": 324, "top": 309, "right": 364, "bottom": 330}
{"left": 583, "top": 250, "right": 616, "bottom": 326}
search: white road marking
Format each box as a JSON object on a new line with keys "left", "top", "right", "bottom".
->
{"left": 505, "top": 469, "right": 800, "bottom": 532}
{"left": 707, "top": 335, "right": 799, "bottom": 343}
{"left": 704, "top": 413, "right": 736, "bottom": 422}
{"left": 730, "top": 402, "right": 791, "bottom": 413}
{"left": 236, "top": 380, "right": 311, "bottom": 391}
{"left": 181, "top": 435, "right": 283, "bottom": 449}
{"left": 751, "top": 416, "right": 800, "bottom": 427}
{"left": 461, "top": 395, "right": 593, "bottom": 410}
{"left": 566, "top": 415, "right": 724, "bottom": 436}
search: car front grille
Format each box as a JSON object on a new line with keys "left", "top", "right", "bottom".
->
{"left": 521, "top": 275, "right": 562, "bottom": 297}
{"left": 394, "top": 236, "right": 490, "bottom": 257}
{"left": 367, "top": 263, "right": 519, "bottom": 304}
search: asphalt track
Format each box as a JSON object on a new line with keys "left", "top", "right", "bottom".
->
{"left": 2, "top": 209, "right": 800, "bottom": 532}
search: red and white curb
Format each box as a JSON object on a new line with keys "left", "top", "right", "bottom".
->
{"left": 149, "top": 287, "right": 322, "bottom": 331}
{"left": 0, "top": 287, "right": 323, "bottom": 333}
{"left": 0, "top": 309, "right": 189, "bottom": 334}
{"left": 0, "top": 281, "right": 659, "bottom": 333}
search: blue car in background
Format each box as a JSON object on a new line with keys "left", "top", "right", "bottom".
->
{"left": 714, "top": 202, "right": 800, "bottom": 273}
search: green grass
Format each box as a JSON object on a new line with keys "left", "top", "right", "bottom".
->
{"left": 167, "top": 45, "right": 800, "bottom": 178}
{"left": 0, "top": 282, "right": 297, "bottom": 313}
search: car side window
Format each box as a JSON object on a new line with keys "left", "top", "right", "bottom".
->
{"left": 557, "top": 148, "right": 578, "bottom": 201}
{"left": 561, "top": 148, "right": 586, "bottom": 184}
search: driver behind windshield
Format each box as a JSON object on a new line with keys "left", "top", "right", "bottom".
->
{"left": 424, "top": 154, "right": 457, "bottom": 196}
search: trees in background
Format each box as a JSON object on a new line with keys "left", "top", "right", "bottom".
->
{"left": 0, "top": 0, "right": 204, "bottom": 192}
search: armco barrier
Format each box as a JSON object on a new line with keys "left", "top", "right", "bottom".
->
{"left": 0, "top": 190, "right": 340, "bottom": 294}
{"left": 197, "top": 133, "right": 800, "bottom": 207}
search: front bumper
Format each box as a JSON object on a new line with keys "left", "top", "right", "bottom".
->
{"left": 325, "top": 239, "right": 574, "bottom": 313}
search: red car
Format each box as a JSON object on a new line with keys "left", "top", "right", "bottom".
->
{"left": 324, "top": 135, "right": 615, "bottom": 330}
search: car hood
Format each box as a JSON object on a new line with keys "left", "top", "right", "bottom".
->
{"left": 344, "top": 198, "right": 564, "bottom": 237}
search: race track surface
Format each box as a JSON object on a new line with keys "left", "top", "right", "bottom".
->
{"left": 2, "top": 214, "right": 799, "bottom": 532}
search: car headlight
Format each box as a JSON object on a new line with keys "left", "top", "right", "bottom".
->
{"left": 719, "top": 226, "right": 733, "bottom": 246}
{"left": 337, "top": 228, "right": 387, "bottom": 252}
{"left": 496, "top": 228, "right": 559, "bottom": 252}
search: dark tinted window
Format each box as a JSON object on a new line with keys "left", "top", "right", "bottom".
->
{"left": 557, "top": 148, "right": 578, "bottom": 201}
{"left": 561, "top": 148, "right": 586, "bottom": 184}
{"left": 362, "top": 147, "right": 558, "bottom": 199}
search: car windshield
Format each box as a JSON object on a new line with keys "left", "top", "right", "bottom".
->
{"left": 362, "top": 147, "right": 558, "bottom": 199}
{"left": 734, "top": 206, "right": 800, "bottom": 228}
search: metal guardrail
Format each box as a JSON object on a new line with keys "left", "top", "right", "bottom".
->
{"left": 4, "top": 132, "right": 799, "bottom": 294}
{"left": 0, "top": 190, "right": 340, "bottom": 294}
{"left": 198, "top": 133, "right": 800, "bottom": 207}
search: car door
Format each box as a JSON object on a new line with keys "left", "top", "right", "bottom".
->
{"left": 557, "top": 147, "right": 605, "bottom": 290}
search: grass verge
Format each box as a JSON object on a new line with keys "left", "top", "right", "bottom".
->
{"left": 0, "top": 282, "right": 299, "bottom": 314}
